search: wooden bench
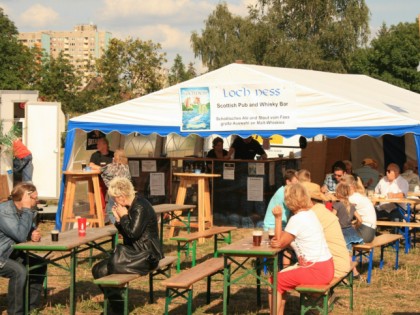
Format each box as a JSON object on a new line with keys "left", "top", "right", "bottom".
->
{"left": 93, "top": 256, "right": 176, "bottom": 315}
{"left": 162, "top": 257, "right": 229, "bottom": 315}
{"left": 376, "top": 220, "right": 420, "bottom": 253}
{"left": 352, "top": 233, "right": 402, "bottom": 284}
{"left": 295, "top": 261, "right": 358, "bottom": 315}
{"left": 170, "top": 226, "right": 237, "bottom": 272}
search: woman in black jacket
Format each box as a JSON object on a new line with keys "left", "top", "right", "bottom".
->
{"left": 92, "top": 177, "right": 163, "bottom": 314}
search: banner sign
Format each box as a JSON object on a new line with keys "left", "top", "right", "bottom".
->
{"left": 180, "top": 83, "right": 296, "bottom": 132}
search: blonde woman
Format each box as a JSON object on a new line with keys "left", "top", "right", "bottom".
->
{"left": 341, "top": 174, "right": 377, "bottom": 242}
{"left": 334, "top": 182, "right": 364, "bottom": 278}
{"left": 270, "top": 183, "right": 334, "bottom": 314}
{"left": 92, "top": 177, "right": 163, "bottom": 313}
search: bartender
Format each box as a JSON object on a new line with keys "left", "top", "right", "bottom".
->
{"left": 227, "top": 136, "right": 267, "bottom": 160}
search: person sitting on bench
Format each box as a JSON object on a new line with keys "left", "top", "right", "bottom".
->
{"left": 92, "top": 177, "right": 163, "bottom": 314}
{"left": 270, "top": 183, "right": 334, "bottom": 315}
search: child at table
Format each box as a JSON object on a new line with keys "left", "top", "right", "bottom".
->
{"left": 333, "top": 182, "right": 364, "bottom": 278}
{"left": 270, "top": 183, "right": 334, "bottom": 315}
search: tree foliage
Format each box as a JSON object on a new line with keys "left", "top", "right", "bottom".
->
{"left": 350, "top": 21, "right": 420, "bottom": 93}
{"left": 191, "top": 0, "right": 370, "bottom": 72}
{"left": 0, "top": 8, "right": 38, "bottom": 89}
{"left": 191, "top": 3, "right": 258, "bottom": 71}
{"left": 93, "top": 38, "right": 167, "bottom": 108}
{"left": 33, "top": 52, "right": 82, "bottom": 114}
{"left": 168, "top": 54, "right": 196, "bottom": 86}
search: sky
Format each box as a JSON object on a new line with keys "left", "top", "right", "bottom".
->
{"left": 1, "top": 0, "right": 419, "bottom": 73}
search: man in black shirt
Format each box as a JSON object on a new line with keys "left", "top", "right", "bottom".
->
{"left": 227, "top": 136, "right": 267, "bottom": 160}
{"left": 89, "top": 137, "right": 114, "bottom": 167}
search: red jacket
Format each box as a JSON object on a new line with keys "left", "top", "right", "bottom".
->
{"left": 13, "top": 139, "right": 31, "bottom": 159}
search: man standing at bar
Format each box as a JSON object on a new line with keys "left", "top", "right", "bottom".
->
{"left": 89, "top": 137, "right": 114, "bottom": 167}
{"left": 227, "top": 135, "right": 267, "bottom": 160}
{"left": 0, "top": 182, "right": 46, "bottom": 314}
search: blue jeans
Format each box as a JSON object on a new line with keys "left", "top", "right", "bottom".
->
{"left": 13, "top": 154, "right": 33, "bottom": 182}
{"left": 0, "top": 252, "right": 46, "bottom": 314}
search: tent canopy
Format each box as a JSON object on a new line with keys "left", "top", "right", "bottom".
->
{"left": 69, "top": 63, "right": 420, "bottom": 139}
{"left": 57, "top": 63, "right": 420, "bottom": 229}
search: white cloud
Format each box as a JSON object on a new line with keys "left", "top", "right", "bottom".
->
{"left": 228, "top": 0, "right": 257, "bottom": 17}
{"left": 113, "top": 23, "right": 190, "bottom": 54}
{"left": 19, "top": 4, "right": 59, "bottom": 28}
{"left": 99, "top": 0, "right": 206, "bottom": 19}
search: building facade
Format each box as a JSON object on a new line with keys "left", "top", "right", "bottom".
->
{"left": 18, "top": 24, "right": 112, "bottom": 76}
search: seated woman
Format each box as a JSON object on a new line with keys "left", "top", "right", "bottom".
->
{"left": 206, "top": 137, "right": 228, "bottom": 159}
{"left": 93, "top": 148, "right": 131, "bottom": 223}
{"left": 334, "top": 182, "right": 365, "bottom": 278}
{"left": 270, "top": 183, "right": 334, "bottom": 315}
{"left": 341, "top": 174, "right": 377, "bottom": 243}
{"left": 92, "top": 177, "right": 163, "bottom": 314}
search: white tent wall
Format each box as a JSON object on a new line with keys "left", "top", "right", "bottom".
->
{"left": 351, "top": 134, "right": 417, "bottom": 173}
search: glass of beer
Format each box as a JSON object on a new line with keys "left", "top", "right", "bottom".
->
{"left": 51, "top": 230, "right": 59, "bottom": 242}
{"left": 252, "top": 230, "right": 263, "bottom": 246}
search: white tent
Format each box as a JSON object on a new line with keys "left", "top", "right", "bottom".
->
{"left": 56, "top": 63, "right": 420, "bottom": 228}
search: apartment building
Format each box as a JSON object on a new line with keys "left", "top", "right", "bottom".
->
{"left": 18, "top": 24, "right": 112, "bottom": 75}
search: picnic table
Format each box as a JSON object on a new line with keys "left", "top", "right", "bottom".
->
{"left": 370, "top": 196, "right": 420, "bottom": 252}
{"left": 153, "top": 203, "right": 196, "bottom": 246}
{"left": 13, "top": 225, "right": 118, "bottom": 315}
{"left": 218, "top": 235, "right": 283, "bottom": 315}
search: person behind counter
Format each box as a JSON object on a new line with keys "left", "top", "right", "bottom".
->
{"left": 206, "top": 137, "right": 228, "bottom": 159}
{"left": 227, "top": 135, "right": 267, "bottom": 160}
{"left": 89, "top": 137, "right": 114, "bottom": 167}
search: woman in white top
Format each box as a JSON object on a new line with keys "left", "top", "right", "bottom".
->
{"left": 341, "top": 174, "right": 377, "bottom": 242}
{"left": 270, "top": 183, "right": 334, "bottom": 315}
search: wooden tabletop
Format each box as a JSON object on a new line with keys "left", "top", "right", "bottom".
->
{"left": 369, "top": 196, "right": 420, "bottom": 206}
{"left": 63, "top": 170, "right": 101, "bottom": 175}
{"left": 219, "top": 236, "right": 283, "bottom": 257}
{"left": 407, "top": 191, "right": 420, "bottom": 197}
{"left": 173, "top": 172, "right": 221, "bottom": 178}
{"left": 153, "top": 203, "right": 196, "bottom": 214}
{"left": 13, "top": 225, "right": 117, "bottom": 251}
{"left": 376, "top": 220, "right": 420, "bottom": 227}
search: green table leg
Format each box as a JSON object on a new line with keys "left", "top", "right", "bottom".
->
{"left": 70, "top": 249, "right": 77, "bottom": 315}
{"left": 160, "top": 213, "right": 164, "bottom": 247}
{"left": 272, "top": 254, "right": 278, "bottom": 315}
{"left": 223, "top": 256, "right": 229, "bottom": 315}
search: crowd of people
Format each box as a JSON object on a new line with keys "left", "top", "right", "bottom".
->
{"left": 263, "top": 156, "right": 419, "bottom": 314}
{"left": 1, "top": 132, "right": 419, "bottom": 314}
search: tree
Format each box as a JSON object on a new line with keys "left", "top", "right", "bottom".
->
{"left": 95, "top": 38, "right": 167, "bottom": 107}
{"left": 191, "top": 3, "right": 259, "bottom": 71}
{"left": 250, "top": 0, "right": 371, "bottom": 72}
{"left": 34, "top": 51, "right": 82, "bottom": 114}
{"left": 0, "top": 8, "right": 38, "bottom": 89}
{"left": 192, "top": 1, "right": 370, "bottom": 72}
{"left": 350, "top": 21, "right": 420, "bottom": 93}
{"left": 168, "top": 54, "right": 196, "bottom": 86}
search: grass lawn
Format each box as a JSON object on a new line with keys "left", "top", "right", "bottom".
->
{"left": 0, "top": 221, "right": 419, "bottom": 315}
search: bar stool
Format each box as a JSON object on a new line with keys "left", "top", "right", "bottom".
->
{"left": 61, "top": 170, "right": 104, "bottom": 231}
